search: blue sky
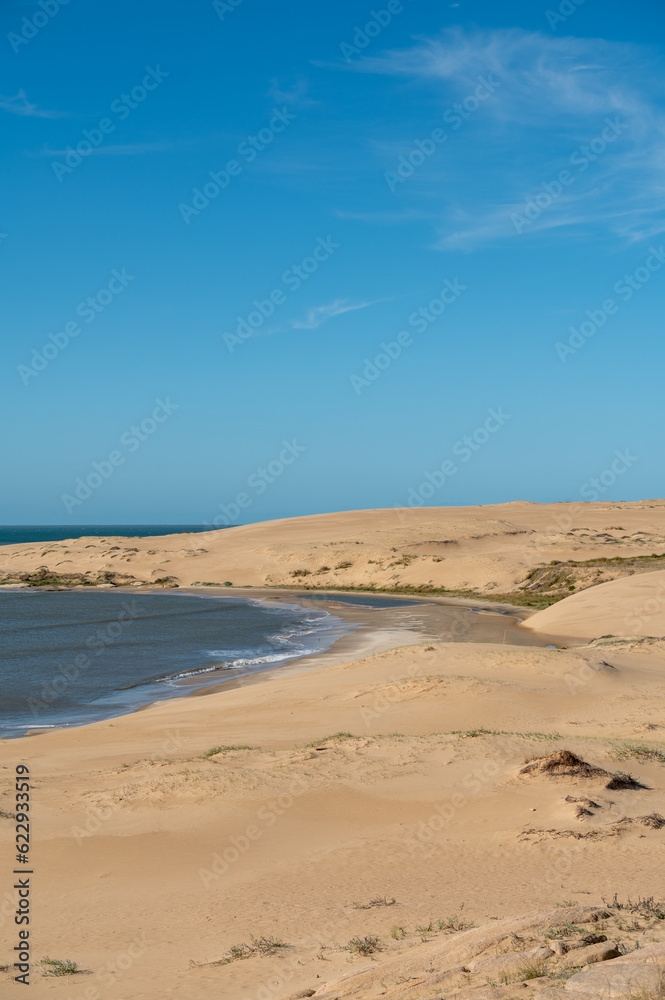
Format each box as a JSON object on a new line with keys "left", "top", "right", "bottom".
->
{"left": 1, "top": 0, "right": 663, "bottom": 524}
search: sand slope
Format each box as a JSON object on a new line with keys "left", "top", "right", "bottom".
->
{"left": 2, "top": 501, "right": 665, "bottom": 598}
{"left": 3, "top": 505, "right": 665, "bottom": 996}
{"left": 2, "top": 633, "right": 665, "bottom": 998}
{"left": 522, "top": 569, "right": 665, "bottom": 641}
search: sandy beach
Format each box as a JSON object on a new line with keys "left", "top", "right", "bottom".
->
{"left": 2, "top": 504, "right": 665, "bottom": 999}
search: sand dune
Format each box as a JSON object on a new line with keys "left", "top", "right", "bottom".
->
{"left": 2, "top": 501, "right": 665, "bottom": 601}
{"left": 2, "top": 627, "right": 665, "bottom": 997}
{"left": 522, "top": 569, "right": 665, "bottom": 641}
{"left": 2, "top": 505, "right": 665, "bottom": 996}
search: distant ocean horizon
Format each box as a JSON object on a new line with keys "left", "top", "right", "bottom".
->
{"left": 0, "top": 525, "right": 222, "bottom": 546}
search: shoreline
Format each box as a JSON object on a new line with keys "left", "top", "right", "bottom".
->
{"left": 1, "top": 588, "right": 355, "bottom": 740}
{"left": 0, "top": 579, "right": 545, "bottom": 612}
{"left": 4, "top": 586, "right": 552, "bottom": 741}
{"left": 2, "top": 511, "right": 665, "bottom": 997}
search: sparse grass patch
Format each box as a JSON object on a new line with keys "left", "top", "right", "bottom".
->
{"left": 452, "top": 728, "right": 560, "bottom": 741}
{"left": 264, "top": 581, "right": 553, "bottom": 608}
{"left": 345, "top": 936, "right": 381, "bottom": 955}
{"left": 204, "top": 744, "right": 256, "bottom": 757}
{"left": 218, "top": 943, "right": 253, "bottom": 963}
{"left": 518, "top": 958, "right": 550, "bottom": 980}
{"left": 391, "top": 925, "right": 406, "bottom": 939}
{"left": 437, "top": 914, "right": 475, "bottom": 933}
{"left": 521, "top": 553, "right": 665, "bottom": 604}
{"left": 556, "top": 900, "right": 577, "bottom": 907}
{"left": 354, "top": 896, "right": 396, "bottom": 910}
{"left": 388, "top": 555, "right": 414, "bottom": 568}
{"left": 335, "top": 561, "right": 353, "bottom": 570}
{"left": 615, "top": 918, "right": 644, "bottom": 932}
{"left": 214, "top": 936, "right": 289, "bottom": 964}
{"left": 249, "top": 936, "right": 289, "bottom": 956}
{"left": 603, "top": 893, "right": 665, "bottom": 919}
{"left": 515, "top": 731, "right": 562, "bottom": 741}
{"left": 305, "top": 732, "right": 355, "bottom": 748}
{"left": 544, "top": 922, "right": 584, "bottom": 938}
{"left": 552, "top": 965, "right": 584, "bottom": 983}
{"left": 610, "top": 743, "right": 665, "bottom": 765}
{"left": 452, "top": 727, "right": 502, "bottom": 738}
{"left": 499, "top": 959, "right": 549, "bottom": 985}
{"left": 39, "top": 957, "right": 79, "bottom": 977}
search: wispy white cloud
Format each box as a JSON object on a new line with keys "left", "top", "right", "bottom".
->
{"left": 350, "top": 28, "right": 665, "bottom": 249}
{"left": 268, "top": 78, "right": 316, "bottom": 108}
{"left": 0, "top": 90, "right": 67, "bottom": 119}
{"left": 291, "top": 298, "right": 381, "bottom": 329}
{"left": 354, "top": 28, "right": 648, "bottom": 117}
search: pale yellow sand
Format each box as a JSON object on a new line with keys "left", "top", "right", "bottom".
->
{"left": 2, "top": 504, "right": 665, "bottom": 998}
{"left": 2, "top": 634, "right": 665, "bottom": 998}
{"left": 522, "top": 568, "right": 665, "bottom": 641}
{"left": 2, "top": 500, "right": 665, "bottom": 596}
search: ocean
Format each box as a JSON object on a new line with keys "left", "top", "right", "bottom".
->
{"left": 0, "top": 590, "right": 348, "bottom": 737}
{"left": 0, "top": 525, "right": 217, "bottom": 546}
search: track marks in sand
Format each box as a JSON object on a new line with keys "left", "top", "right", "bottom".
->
{"left": 72, "top": 737, "right": 455, "bottom": 811}
{"left": 349, "top": 673, "right": 492, "bottom": 703}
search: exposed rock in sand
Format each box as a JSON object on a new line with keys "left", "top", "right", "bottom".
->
{"left": 276, "top": 905, "right": 664, "bottom": 1000}
{"left": 565, "top": 963, "right": 665, "bottom": 998}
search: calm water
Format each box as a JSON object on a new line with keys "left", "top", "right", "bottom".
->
{"left": 0, "top": 525, "right": 218, "bottom": 546}
{"left": 0, "top": 590, "right": 348, "bottom": 737}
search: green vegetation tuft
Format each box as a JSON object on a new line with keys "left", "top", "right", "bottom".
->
{"left": 40, "top": 957, "right": 79, "bottom": 977}
{"left": 544, "top": 922, "right": 584, "bottom": 938}
{"left": 437, "top": 914, "right": 476, "bottom": 932}
{"left": 610, "top": 743, "right": 665, "bottom": 764}
{"left": 204, "top": 744, "right": 256, "bottom": 757}
{"left": 214, "top": 936, "right": 289, "bottom": 964}
{"left": 304, "top": 732, "right": 355, "bottom": 748}
{"left": 345, "top": 936, "right": 381, "bottom": 955}
{"left": 353, "top": 896, "right": 396, "bottom": 910}
{"left": 452, "top": 728, "right": 561, "bottom": 741}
